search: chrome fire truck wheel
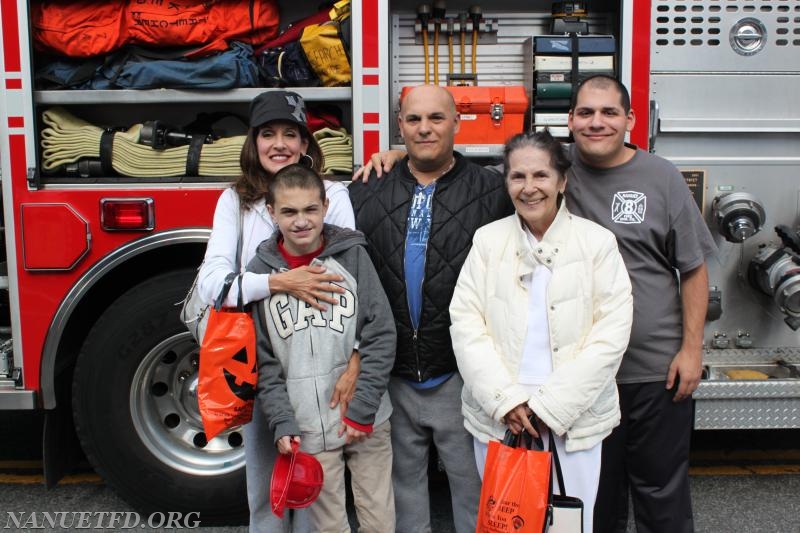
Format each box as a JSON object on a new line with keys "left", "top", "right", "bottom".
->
{"left": 72, "top": 270, "right": 248, "bottom": 523}
{"left": 129, "top": 330, "right": 245, "bottom": 477}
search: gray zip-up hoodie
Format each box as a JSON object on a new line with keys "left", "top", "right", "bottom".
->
{"left": 247, "top": 224, "right": 395, "bottom": 453}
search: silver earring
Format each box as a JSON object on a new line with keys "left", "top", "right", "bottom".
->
{"left": 301, "top": 153, "right": 314, "bottom": 168}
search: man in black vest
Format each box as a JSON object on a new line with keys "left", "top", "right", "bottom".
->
{"left": 349, "top": 84, "right": 513, "bottom": 533}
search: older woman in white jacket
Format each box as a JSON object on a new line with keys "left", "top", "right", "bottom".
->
{"left": 449, "top": 130, "right": 633, "bottom": 533}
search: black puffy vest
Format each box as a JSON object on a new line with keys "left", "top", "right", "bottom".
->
{"left": 349, "top": 153, "right": 514, "bottom": 381}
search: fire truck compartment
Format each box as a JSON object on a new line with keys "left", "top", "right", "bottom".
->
{"left": 695, "top": 348, "right": 800, "bottom": 429}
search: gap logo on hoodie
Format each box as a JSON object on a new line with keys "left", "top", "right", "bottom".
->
{"left": 269, "top": 286, "right": 356, "bottom": 339}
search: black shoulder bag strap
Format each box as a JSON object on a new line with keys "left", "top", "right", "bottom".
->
{"left": 548, "top": 427, "right": 568, "bottom": 497}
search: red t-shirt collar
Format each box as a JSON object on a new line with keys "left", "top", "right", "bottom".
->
{"left": 278, "top": 237, "right": 325, "bottom": 269}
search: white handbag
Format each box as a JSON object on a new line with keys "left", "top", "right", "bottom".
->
{"left": 180, "top": 270, "right": 210, "bottom": 343}
{"left": 180, "top": 204, "right": 243, "bottom": 344}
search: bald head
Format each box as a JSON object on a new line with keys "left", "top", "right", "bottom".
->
{"left": 397, "top": 85, "right": 460, "bottom": 178}
{"left": 400, "top": 84, "right": 457, "bottom": 115}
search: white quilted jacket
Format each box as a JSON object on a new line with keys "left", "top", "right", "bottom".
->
{"left": 450, "top": 204, "right": 633, "bottom": 452}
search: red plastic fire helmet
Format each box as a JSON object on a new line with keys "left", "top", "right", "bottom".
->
{"left": 270, "top": 440, "right": 324, "bottom": 518}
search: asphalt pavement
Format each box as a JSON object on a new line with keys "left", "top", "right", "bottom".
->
{"left": 1, "top": 411, "right": 798, "bottom": 532}
{"left": 2, "top": 472, "right": 799, "bottom": 532}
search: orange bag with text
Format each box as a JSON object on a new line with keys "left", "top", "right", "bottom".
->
{"left": 476, "top": 431, "right": 552, "bottom": 533}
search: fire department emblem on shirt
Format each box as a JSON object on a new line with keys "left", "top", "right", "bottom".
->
{"left": 611, "top": 191, "right": 646, "bottom": 224}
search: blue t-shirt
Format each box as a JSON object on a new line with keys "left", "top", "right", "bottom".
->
{"left": 404, "top": 182, "right": 454, "bottom": 389}
{"left": 405, "top": 182, "right": 435, "bottom": 330}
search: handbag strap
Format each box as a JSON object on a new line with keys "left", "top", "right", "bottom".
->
{"left": 526, "top": 416, "right": 568, "bottom": 497}
{"left": 214, "top": 273, "right": 237, "bottom": 311}
{"left": 234, "top": 205, "right": 245, "bottom": 310}
{"left": 213, "top": 198, "right": 245, "bottom": 311}
{"left": 501, "top": 421, "right": 545, "bottom": 451}
{"left": 548, "top": 429, "right": 568, "bottom": 497}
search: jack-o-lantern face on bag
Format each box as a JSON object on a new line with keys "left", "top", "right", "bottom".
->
{"left": 223, "top": 346, "right": 257, "bottom": 402}
{"left": 197, "top": 308, "right": 258, "bottom": 440}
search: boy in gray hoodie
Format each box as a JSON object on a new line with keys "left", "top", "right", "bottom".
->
{"left": 247, "top": 164, "right": 396, "bottom": 532}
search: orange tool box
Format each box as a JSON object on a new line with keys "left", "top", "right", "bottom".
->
{"left": 401, "top": 85, "right": 529, "bottom": 145}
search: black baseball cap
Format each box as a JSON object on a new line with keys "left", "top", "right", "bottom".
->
{"left": 249, "top": 90, "right": 308, "bottom": 130}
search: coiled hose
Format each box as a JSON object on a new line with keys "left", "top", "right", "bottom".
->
{"left": 313, "top": 127, "right": 352, "bottom": 175}
{"left": 40, "top": 107, "right": 245, "bottom": 178}
{"left": 41, "top": 107, "right": 353, "bottom": 178}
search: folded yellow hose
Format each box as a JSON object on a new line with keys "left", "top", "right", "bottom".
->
{"left": 40, "top": 107, "right": 245, "bottom": 177}
{"left": 314, "top": 127, "right": 353, "bottom": 174}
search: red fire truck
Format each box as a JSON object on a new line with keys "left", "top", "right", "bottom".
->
{"left": 1, "top": 0, "right": 798, "bottom": 521}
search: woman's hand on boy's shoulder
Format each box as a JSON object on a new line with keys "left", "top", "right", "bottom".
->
{"left": 269, "top": 265, "right": 345, "bottom": 311}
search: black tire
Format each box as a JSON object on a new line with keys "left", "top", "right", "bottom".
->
{"left": 72, "top": 269, "right": 248, "bottom": 523}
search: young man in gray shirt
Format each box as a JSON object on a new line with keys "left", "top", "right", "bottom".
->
{"left": 566, "top": 75, "right": 715, "bottom": 533}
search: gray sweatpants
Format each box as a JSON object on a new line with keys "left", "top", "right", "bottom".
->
{"left": 244, "top": 410, "right": 310, "bottom": 533}
{"left": 389, "top": 373, "right": 482, "bottom": 533}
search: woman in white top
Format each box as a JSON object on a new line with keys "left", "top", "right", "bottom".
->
{"left": 449, "top": 130, "right": 633, "bottom": 533}
{"left": 197, "top": 90, "right": 358, "bottom": 533}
